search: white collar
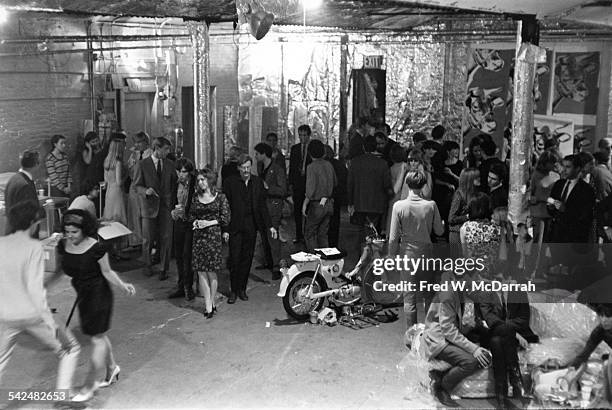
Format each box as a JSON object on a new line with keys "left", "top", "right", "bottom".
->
{"left": 19, "top": 168, "right": 33, "bottom": 181}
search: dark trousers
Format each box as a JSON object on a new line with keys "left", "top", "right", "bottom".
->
{"left": 304, "top": 200, "right": 333, "bottom": 252}
{"left": 173, "top": 220, "right": 194, "bottom": 291}
{"left": 436, "top": 344, "right": 480, "bottom": 393}
{"left": 228, "top": 218, "right": 257, "bottom": 293}
{"left": 328, "top": 200, "right": 341, "bottom": 247}
{"left": 142, "top": 205, "right": 173, "bottom": 271}
{"left": 487, "top": 324, "right": 519, "bottom": 392}
{"left": 293, "top": 184, "right": 306, "bottom": 240}
{"left": 260, "top": 199, "right": 283, "bottom": 267}
{"left": 50, "top": 186, "right": 69, "bottom": 198}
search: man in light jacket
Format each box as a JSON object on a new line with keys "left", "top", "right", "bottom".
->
{"left": 422, "top": 271, "right": 491, "bottom": 407}
{"left": 0, "top": 200, "right": 80, "bottom": 394}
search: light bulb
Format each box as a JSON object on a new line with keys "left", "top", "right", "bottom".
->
{"left": 302, "top": 0, "right": 323, "bottom": 10}
{"left": 0, "top": 7, "right": 8, "bottom": 24}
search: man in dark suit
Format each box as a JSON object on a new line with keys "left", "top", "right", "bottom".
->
{"left": 488, "top": 162, "right": 509, "bottom": 210}
{"left": 134, "top": 136, "right": 178, "bottom": 280}
{"left": 548, "top": 154, "right": 596, "bottom": 280}
{"left": 288, "top": 124, "right": 312, "bottom": 243}
{"left": 264, "top": 132, "right": 286, "bottom": 173}
{"left": 223, "top": 154, "right": 277, "bottom": 303}
{"left": 5, "top": 150, "right": 43, "bottom": 235}
{"left": 325, "top": 145, "right": 347, "bottom": 247}
{"left": 254, "top": 143, "right": 287, "bottom": 279}
{"left": 422, "top": 271, "right": 492, "bottom": 408}
{"left": 475, "top": 275, "right": 539, "bottom": 406}
{"left": 479, "top": 138, "right": 507, "bottom": 192}
{"left": 347, "top": 135, "right": 392, "bottom": 241}
{"left": 169, "top": 157, "right": 196, "bottom": 300}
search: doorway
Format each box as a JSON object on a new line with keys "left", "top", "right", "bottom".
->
{"left": 123, "top": 93, "right": 153, "bottom": 137}
{"left": 351, "top": 68, "right": 386, "bottom": 124}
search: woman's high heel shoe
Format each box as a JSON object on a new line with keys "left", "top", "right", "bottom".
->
{"left": 71, "top": 382, "right": 100, "bottom": 402}
{"left": 99, "top": 365, "right": 120, "bottom": 388}
{"left": 212, "top": 306, "right": 217, "bottom": 313}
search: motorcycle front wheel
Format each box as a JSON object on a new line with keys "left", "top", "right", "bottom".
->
{"left": 282, "top": 272, "right": 326, "bottom": 321}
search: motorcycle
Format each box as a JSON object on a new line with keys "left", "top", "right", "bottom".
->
{"left": 277, "top": 230, "right": 403, "bottom": 321}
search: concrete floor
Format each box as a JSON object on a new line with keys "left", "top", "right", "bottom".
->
{"left": 1, "top": 211, "right": 503, "bottom": 409}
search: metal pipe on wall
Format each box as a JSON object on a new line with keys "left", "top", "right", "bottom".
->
{"left": 0, "top": 43, "right": 192, "bottom": 57}
{"left": 0, "top": 34, "right": 191, "bottom": 43}
{"left": 188, "top": 21, "right": 211, "bottom": 169}
{"left": 508, "top": 18, "right": 541, "bottom": 232}
{"left": 86, "top": 21, "right": 96, "bottom": 128}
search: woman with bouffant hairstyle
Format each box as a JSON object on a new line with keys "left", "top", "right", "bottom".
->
{"left": 188, "top": 168, "right": 230, "bottom": 318}
{"left": 56, "top": 209, "right": 136, "bottom": 401}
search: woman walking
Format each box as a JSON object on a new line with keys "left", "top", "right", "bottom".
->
{"left": 58, "top": 209, "right": 136, "bottom": 401}
{"left": 189, "top": 169, "right": 230, "bottom": 318}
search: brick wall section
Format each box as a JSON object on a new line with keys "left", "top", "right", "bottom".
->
{"left": 0, "top": 13, "right": 90, "bottom": 181}
{"left": 0, "top": 59, "right": 90, "bottom": 180}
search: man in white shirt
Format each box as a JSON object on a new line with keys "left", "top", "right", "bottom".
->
{"left": 0, "top": 201, "right": 80, "bottom": 394}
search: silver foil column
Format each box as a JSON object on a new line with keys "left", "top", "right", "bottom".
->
{"left": 508, "top": 42, "right": 540, "bottom": 230}
{"left": 188, "top": 21, "right": 210, "bottom": 169}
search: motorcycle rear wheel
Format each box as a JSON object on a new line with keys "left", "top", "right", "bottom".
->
{"left": 282, "top": 272, "right": 326, "bottom": 321}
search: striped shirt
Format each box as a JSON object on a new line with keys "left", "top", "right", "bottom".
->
{"left": 45, "top": 151, "right": 71, "bottom": 192}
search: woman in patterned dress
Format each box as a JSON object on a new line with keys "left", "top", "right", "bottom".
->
{"left": 189, "top": 169, "right": 230, "bottom": 318}
{"left": 460, "top": 192, "right": 501, "bottom": 278}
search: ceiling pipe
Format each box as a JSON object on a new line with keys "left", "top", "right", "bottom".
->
{"left": 0, "top": 34, "right": 191, "bottom": 44}
{"left": 0, "top": 43, "right": 192, "bottom": 57}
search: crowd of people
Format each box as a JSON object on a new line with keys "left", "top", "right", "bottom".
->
{"left": 2, "top": 119, "right": 612, "bottom": 406}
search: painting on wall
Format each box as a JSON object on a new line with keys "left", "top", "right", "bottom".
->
{"left": 553, "top": 52, "right": 600, "bottom": 115}
{"left": 534, "top": 50, "right": 554, "bottom": 115}
{"left": 534, "top": 115, "right": 574, "bottom": 157}
{"left": 464, "top": 49, "right": 515, "bottom": 148}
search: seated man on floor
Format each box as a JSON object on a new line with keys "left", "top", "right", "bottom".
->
{"left": 474, "top": 272, "right": 539, "bottom": 407}
{"left": 422, "top": 270, "right": 492, "bottom": 407}
{"left": 569, "top": 303, "right": 612, "bottom": 404}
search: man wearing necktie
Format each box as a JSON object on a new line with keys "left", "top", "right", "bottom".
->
{"left": 126, "top": 132, "right": 153, "bottom": 248}
{"left": 288, "top": 124, "right": 312, "bottom": 243}
{"left": 475, "top": 274, "right": 539, "bottom": 407}
{"left": 5, "top": 150, "right": 44, "bottom": 235}
{"left": 547, "top": 154, "right": 595, "bottom": 282}
{"left": 133, "top": 137, "right": 178, "bottom": 280}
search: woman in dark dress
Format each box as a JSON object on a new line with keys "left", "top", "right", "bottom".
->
{"left": 59, "top": 209, "right": 136, "bottom": 401}
{"left": 189, "top": 169, "right": 230, "bottom": 318}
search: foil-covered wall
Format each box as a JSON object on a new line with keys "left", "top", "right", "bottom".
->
{"left": 446, "top": 43, "right": 470, "bottom": 144}
{"left": 236, "top": 29, "right": 469, "bottom": 153}
{"left": 610, "top": 64, "right": 612, "bottom": 136}
{"left": 238, "top": 33, "right": 341, "bottom": 154}
{"left": 346, "top": 40, "right": 467, "bottom": 146}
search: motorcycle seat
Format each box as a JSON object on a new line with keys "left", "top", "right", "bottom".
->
{"left": 315, "top": 248, "right": 347, "bottom": 260}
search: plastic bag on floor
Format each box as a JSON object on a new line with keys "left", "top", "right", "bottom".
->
{"left": 398, "top": 325, "right": 451, "bottom": 395}
{"left": 522, "top": 337, "right": 586, "bottom": 368}
{"left": 452, "top": 368, "right": 495, "bottom": 398}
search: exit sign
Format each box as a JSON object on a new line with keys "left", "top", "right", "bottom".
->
{"left": 363, "top": 55, "right": 383, "bottom": 69}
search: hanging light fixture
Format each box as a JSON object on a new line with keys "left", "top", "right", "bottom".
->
{"left": 246, "top": 4, "right": 274, "bottom": 40}
{"left": 302, "top": 0, "right": 323, "bottom": 11}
